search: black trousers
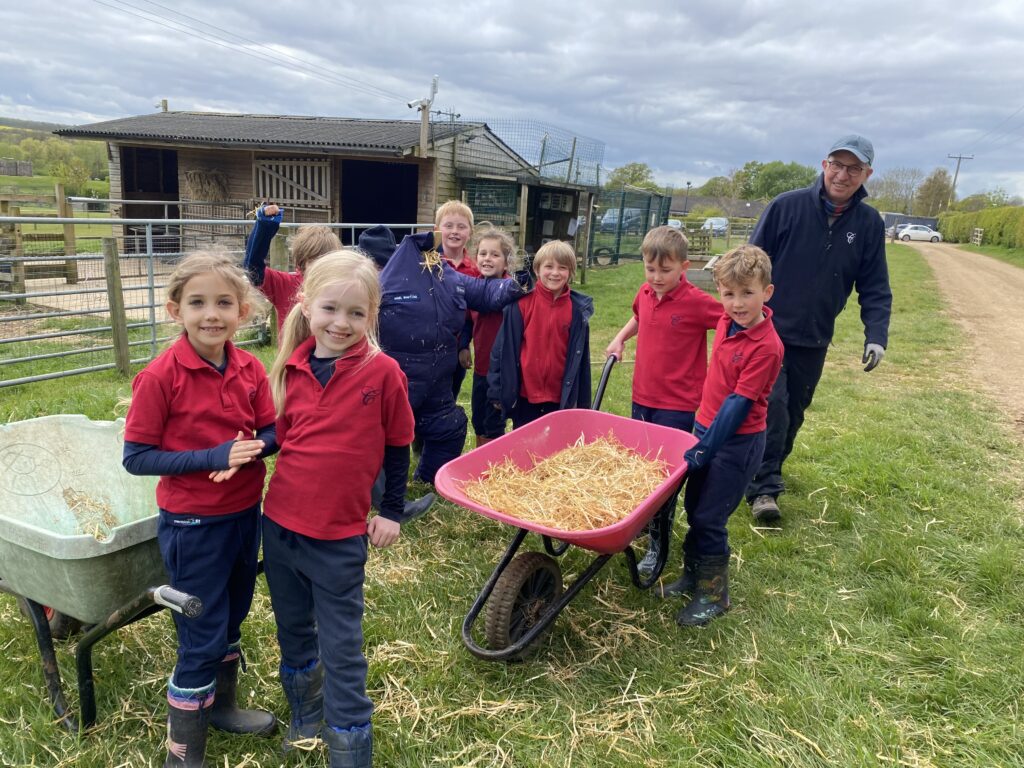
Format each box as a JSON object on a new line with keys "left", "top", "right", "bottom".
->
{"left": 745, "top": 344, "right": 828, "bottom": 501}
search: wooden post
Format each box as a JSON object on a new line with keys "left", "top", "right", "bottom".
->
{"left": 10, "top": 204, "right": 26, "bottom": 303}
{"left": 55, "top": 183, "right": 79, "bottom": 284}
{"left": 517, "top": 184, "right": 530, "bottom": 252}
{"left": 103, "top": 237, "right": 131, "bottom": 377}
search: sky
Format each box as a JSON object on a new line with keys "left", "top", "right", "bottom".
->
{"left": 3, "top": 0, "right": 1024, "bottom": 199}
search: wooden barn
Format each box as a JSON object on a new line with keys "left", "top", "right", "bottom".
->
{"left": 57, "top": 111, "right": 599, "bottom": 255}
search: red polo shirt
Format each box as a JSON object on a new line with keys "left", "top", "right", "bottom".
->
{"left": 470, "top": 270, "right": 509, "bottom": 376}
{"left": 263, "top": 337, "right": 415, "bottom": 541}
{"left": 124, "top": 335, "right": 276, "bottom": 515}
{"left": 631, "top": 279, "right": 722, "bottom": 411}
{"left": 518, "top": 283, "right": 572, "bottom": 404}
{"left": 445, "top": 251, "right": 480, "bottom": 277}
{"left": 696, "top": 307, "right": 783, "bottom": 434}
{"left": 262, "top": 268, "right": 304, "bottom": 332}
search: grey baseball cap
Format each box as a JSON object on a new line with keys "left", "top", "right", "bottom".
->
{"left": 829, "top": 134, "right": 874, "bottom": 166}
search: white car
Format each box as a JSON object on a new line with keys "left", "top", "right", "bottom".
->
{"left": 667, "top": 219, "right": 683, "bottom": 229}
{"left": 899, "top": 225, "right": 942, "bottom": 242}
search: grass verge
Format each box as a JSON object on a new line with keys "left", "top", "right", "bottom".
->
{"left": 1, "top": 244, "right": 1022, "bottom": 766}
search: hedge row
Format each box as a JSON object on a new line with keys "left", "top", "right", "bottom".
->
{"left": 937, "top": 206, "right": 1024, "bottom": 247}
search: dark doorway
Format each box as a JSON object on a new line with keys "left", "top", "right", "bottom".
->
{"left": 120, "top": 146, "right": 180, "bottom": 253}
{"left": 339, "top": 160, "right": 419, "bottom": 244}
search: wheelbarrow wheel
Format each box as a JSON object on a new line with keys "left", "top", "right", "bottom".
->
{"left": 17, "top": 599, "right": 82, "bottom": 640}
{"left": 485, "top": 552, "right": 563, "bottom": 659}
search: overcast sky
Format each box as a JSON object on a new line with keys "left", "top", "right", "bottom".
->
{"left": 3, "top": 0, "right": 1023, "bottom": 199}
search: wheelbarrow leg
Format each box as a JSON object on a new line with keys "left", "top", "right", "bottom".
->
{"left": 22, "top": 598, "right": 77, "bottom": 732}
{"left": 76, "top": 586, "right": 204, "bottom": 730}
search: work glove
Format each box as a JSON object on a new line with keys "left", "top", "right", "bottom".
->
{"left": 862, "top": 343, "right": 885, "bottom": 372}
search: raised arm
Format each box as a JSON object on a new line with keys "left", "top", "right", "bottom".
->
{"left": 244, "top": 204, "right": 283, "bottom": 288}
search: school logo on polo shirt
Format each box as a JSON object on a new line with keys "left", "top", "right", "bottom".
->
{"left": 671, "top": 314, "right": 684, "bottom": 326}
{"left": 361, "top": 386, "right": 380, "bottom": 405}
{"left": 731, "top": 351, "right": 744, "bottom": 364}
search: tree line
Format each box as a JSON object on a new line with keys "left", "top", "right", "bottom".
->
{"left": 0, "top": 118, "right": 108, "bottom": 195}
{"left": 604, "top": 160, "right": 1021, "bottom": 216}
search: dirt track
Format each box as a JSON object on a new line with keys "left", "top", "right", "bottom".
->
{"left": 910, "top": 241, "right": 1024, "bottom": 436}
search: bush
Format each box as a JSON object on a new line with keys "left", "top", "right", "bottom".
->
{"left": 937, "top": 206, "right": 1024, "bottom": 247}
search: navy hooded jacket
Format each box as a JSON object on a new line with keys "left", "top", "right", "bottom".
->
{"left": 379, "top": 232, "right": 523, "bottom": 411}
{"left": 487, "top": 289, "right": 594, "bottom": 413}
{"left": 752, "top": 174, "right": 891, "bottom": 349}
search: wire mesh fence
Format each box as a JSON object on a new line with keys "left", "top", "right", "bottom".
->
{"left": 587, "top": 188, "right": 673, "bottom": 265}
{"left": 0, "top": 216, "right": 431, "bottom": 389}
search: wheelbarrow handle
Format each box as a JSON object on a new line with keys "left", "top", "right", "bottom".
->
{"left": 153, "top": 586, "right": 203, "bottom": 619}
{"left": 592, "top": 354, "right": 617, "bottom": 411}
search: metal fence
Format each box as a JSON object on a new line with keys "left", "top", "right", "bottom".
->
{"left": 587, "top": 188, "right": 672, "bottom": 265}
{"left": 0, "top": 216, "right": 431, "bottom": 389}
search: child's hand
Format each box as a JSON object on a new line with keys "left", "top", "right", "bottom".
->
{"left": 263, "top": 203, "right": 281, "bottom": 217}
{"left": 605, "top": 340, "right": 624, "bottom": 360}
{"left": 227, "top": 430, "right": 265, "bottom": 466}
{"left": 458, "top": 348, "right": 473, "bottom": 369}
{"left": 209, "top": 466, "right": 240, "bottom": 483}
{"left": 367, "top": 515, "right": 400, "bottom": 548}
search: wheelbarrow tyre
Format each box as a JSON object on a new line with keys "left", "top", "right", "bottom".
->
{"left": 593, "top": 247, "right": 614, "bottom": 266}
{"left": 484, "top": 552, "right": 563, "bottom": 660}
{"left": 16, "top": 599, "right": 82, "bottom": 640}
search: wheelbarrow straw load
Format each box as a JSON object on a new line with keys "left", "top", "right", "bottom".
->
{"left": 461, "top": 432, "right": 669, "bottom": 531}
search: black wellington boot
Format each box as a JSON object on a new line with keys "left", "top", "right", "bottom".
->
{"left": 325, "top": 722, "right": 373, "bottom": 768}
{"left": 657, "top": 553, "right": 697, "bottom": 598}
{"left": 164, "top": 699, "right": 211, "bottom": 768}
{"left": 209, "top": 656, "right": 276, "bottom": 735}
{"left": 676, "top": 554, "right": 731, "bottom": 626}
{"left": 281, "top": 660, "right": 325, "bottom": 752}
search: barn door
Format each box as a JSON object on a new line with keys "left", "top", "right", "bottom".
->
{"left": 255, "top": 158, "right": 331, "bottom": 209}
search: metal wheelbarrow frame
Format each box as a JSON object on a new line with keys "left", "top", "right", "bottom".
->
{"left": 435, "top": 357, "right": 698, "bottom": 661}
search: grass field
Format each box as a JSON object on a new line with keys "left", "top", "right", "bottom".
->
{"left": 1, "top": 244, "right": 1023, "bottom": 766}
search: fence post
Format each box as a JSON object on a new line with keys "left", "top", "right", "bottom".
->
{"left": 103, "top": 237, "right": 131, "bottom": 377}
{"left": 9, "top": 204, "right": 26, "bottom": 304}
{"left": 54, "top": 183, "right": 79, "bottom": 284}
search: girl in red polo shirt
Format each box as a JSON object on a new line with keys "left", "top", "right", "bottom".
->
{"left": 122, "top": 250, "right": 278, "bottom": 768}
{"left": 487, "top": 240, "right": 594, "bottom": 428}
{"left": 469, "top": 226, "right": 518, "bottom": 447}
{"left": 262, "top": 250, "right": 415, "bottom": 767}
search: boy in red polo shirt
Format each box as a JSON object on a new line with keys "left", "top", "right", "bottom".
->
{"left": 660, "top": 245, "right": 784, "bottom": 627}
{"left": 606, "top": 226, "right": 721, "bottom": 578}
{"left": 435, "top": 200, "right": 480, "bottom": 400}
{"left": 488, "top": 240, "right": 593, "bottom": 428}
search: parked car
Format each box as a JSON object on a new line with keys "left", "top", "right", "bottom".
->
{"left": 701, "top": 217, "right": 728, "bottom": 236}
{"left": 600, "top": 207, "right": 644, "bottom": 233}
{"left": 884, "top": 223, "right": 912, "bottom": 239}
{"left": 667, "top": 219, "right": 683, "bottom": 230}
{"left": 899, "top": 224, "right": 942, "bottom": 242}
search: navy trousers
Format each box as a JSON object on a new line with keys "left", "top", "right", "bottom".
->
{"left": 746, "top": 345, "right": 828, "bottom": 501}
{"left": 471, "top": 372, "right": 506, "bottom": 438}
{"left": 684, "top": 430, "right": 766, "bottom": 557}
{"left": 262, "top": 516, "right": 372, "bottom": 729}
{"left": 510, "top": 400, "right": 559, "bottom": 429}
{"left": 632, "top": 404, "right": 696, "bottom": 534}
{"left": 157, "top": 505, "right": 260, "bottom": 689}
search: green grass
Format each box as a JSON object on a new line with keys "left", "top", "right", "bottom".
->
{"left": 0, "top": 173, "right": 109, "bottom": 199}
{"left": 955, "top": 242, "right": 1024, "bottom": 270}
{"left": 2, "top": 244, "right": 1023, "bottom": 766}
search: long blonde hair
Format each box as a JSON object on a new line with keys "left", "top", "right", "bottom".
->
{"left": 269, "top": 250, "right": 381, "bottom": 414}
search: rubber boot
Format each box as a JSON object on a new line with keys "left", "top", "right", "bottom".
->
{"left": 209, "top": 650, "right": 276, "bottom": 735}
{"left": 657, "top": 553, "right": 697, "bottom": 598}
{"left": 474, "top": 435, "right": 494, "bottom": 449}
{"left": 324, "top": 722, "right": 373, "bottom": 768}
{"left": 164, "top": 684, "right": 213, "bottom": 768}
{"left": 371, "top": 471, "right": 436, "bottom": 523}
{"left": 280, "top": 660, "right": 324, "bottom": 752}
{"left": 676, "top": 554, "right": 731, "bottom": 626}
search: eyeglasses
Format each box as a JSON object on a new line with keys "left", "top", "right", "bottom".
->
{"left": 826, "top": 159, "right": 866, "bottom": 178}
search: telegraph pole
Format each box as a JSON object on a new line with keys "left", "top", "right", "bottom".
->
{"left": 947, "top": 153, "right": 973, "bottom": 210}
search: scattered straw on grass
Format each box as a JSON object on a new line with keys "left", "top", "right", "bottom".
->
{"left": 461, "top": 432, "right": 668, "bottom": 531}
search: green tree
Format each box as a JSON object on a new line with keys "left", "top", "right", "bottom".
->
{"left": 696, "top": 176, "right": 732, "bottom": 197}
{"left": 914, "top": 168, "right": 953, "bottom": 216}
{"left": 604, "top": 162, "right": 660, "bottom": 192}
{"left": 729, "top": 161, "right": 764, "bottom": 199}
{"left": 750, "top": 161, "right": 816, "bottom": 199}
{"left": 52, "top": 157, "right": 90, "bottom": 195}
{"left": 870, "top": 167, "right": 924, "bottom": 213}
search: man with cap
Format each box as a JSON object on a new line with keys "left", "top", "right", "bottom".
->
{"left": 745, "top": 134, "right": 892, "bottom": 523}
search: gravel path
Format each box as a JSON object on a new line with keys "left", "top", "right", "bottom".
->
{"left": 911, "top": 241, "right": 1024, "bottom": 436}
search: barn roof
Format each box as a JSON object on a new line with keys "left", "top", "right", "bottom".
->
{"left": 56, "top": 111, "right": 481, "bottom": 154}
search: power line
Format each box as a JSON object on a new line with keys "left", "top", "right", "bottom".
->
{"left": 130, "top": 0, "right": 407, "bottom": 103}
{"left": 947, "top": 153, "right": 973, "bottom": 207}
{"left": 91, "top": 0, "right": 408, "bottom": 107}
{"left": 963, "top": 103, "right": 1024, "bottom": 154}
